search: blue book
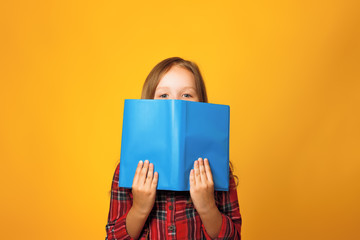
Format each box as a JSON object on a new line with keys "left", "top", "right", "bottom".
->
{"left": 118, "top": 99, "right": 230, "bottom": 191}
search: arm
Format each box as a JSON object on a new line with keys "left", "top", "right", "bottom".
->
{"left": 202, "top": 175, "right": 242, "bottom": 239}
{"left": 105, "top": 164, "right": 135, "bottom": 240}
{"left": 126, "top": 160, "right": 158, "bottom": 239}
{"left": 189, "top": 158, "right": 242, "bottom": 239}
{"left": 105, "top": 161, "right": 158, "bottom": 240}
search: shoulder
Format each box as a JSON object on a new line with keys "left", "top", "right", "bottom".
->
{"left": 229, "top": 173, "right": 238, "bottom": 189}
{"left": 111, "top": 163, "right": 120, "bottom": 179}
{"left": 114, "top": 162, "right": 120, "bottom": 174}
{"left": 110, "top": 163, "right": 122, "bottom": 189}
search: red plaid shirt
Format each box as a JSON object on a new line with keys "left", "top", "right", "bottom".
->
{"left": 106, "top": 164, "right": 242, "bottom": 239}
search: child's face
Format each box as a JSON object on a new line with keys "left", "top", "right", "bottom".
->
{"left": 154, "top": 65, "right": 199, "bottom": 102}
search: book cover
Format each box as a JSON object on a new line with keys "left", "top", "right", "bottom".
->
{"left": 118, "top": 99, "right": 230, "bottom": 191}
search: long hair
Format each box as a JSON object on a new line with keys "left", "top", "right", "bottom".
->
{"left": 141, "top": 57, "right": 208, "bottom": 102}
{"left": 141, "top": 57, "right": 238, "bottom": 188}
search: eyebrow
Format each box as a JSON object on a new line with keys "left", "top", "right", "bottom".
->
{"left": 155, "top": 87, "right": 196, "bottom": 91}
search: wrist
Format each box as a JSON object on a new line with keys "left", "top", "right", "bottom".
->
{"left": 131, "top": 204, "right": 151, "bottom": 219}
{"left": 197, "top": 202, "right": 218, "bottom": 217}
{"left": 198, "top": 205, "right": 223, "bottom": 238}
{"left": 126, "top": 206, "right": 149, "bottom": 239}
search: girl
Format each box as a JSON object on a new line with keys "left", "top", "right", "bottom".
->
{"left": 106, "top": 57, "right": 242, "bottom": 239}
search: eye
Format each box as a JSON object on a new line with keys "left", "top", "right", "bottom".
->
{"left": 159, "top": 94, "right": 168, "bottom": 98}
{"left": 182, "top": 94, "right": 192, "bottom": 98}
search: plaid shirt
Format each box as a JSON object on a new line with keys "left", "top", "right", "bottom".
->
{"left": 106, "top": 164, "right": 242, "bottom": 239}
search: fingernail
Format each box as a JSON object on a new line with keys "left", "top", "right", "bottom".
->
{"left": 139, "top": 160, "right": 143, "bottom": 164}
{"left": 204, "top": 158, "right": 208, "bottom": 161}
{"left": 145, "top": 160, "right": 149, "bottom": 163}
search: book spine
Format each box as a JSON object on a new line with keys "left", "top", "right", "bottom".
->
{"left": 170, "top": 100, "right": 186, "bottom": 190}
{"left": 179, "top": 101, "right": 186, "bottom": 189}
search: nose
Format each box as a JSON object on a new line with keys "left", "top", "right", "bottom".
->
{"left": 167, "top": 95, "right": 180, "bottom": 100}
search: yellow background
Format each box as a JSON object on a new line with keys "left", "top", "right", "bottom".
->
{"left": 1, "top": 0, "right": 359, "bottom": 239}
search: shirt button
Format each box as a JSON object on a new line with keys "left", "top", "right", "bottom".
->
{"left": 169, "top": 205, "right": 173, "bottom": 210}
{"left": 168, "top": 225, "right": 175, "bottom": 232}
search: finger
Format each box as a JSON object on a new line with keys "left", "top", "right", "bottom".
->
{"left": 139, "top": 160, "right": 149, "bottom": 184}
{"left": 189, "top": 169, "right": 195, "bottom": 187}
{"left": 198, "top": 157, "right": 207, "bottom": 182}
{"left": 133, "top": 160, "right": 143, "bottom": 185}
{"left": 151, "top": 172, "right": 159, "bottom": 190}
{"left": 194, "top": 159, "right": 201, "bottom": 183}
{"left": 145, "top": 163, "right": 154, "bottom": 188}
{"left": 204, "top": 158, "right": 213, "bottom": 182}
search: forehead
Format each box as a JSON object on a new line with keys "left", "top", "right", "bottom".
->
{"left": 156, "top": 66, "right": 196, "bottom": 89}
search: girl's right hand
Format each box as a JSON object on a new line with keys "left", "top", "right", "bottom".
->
{"left": 131, "top": 160, "right": 158, "bottom": 217}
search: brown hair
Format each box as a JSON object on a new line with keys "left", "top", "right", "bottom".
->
{"left": 141, "top": 57, "right": 208, "bottom": 102}
{"left": 141, "top": 57, "right": 238, "bottom": 189}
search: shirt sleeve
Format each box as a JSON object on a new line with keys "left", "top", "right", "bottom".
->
{"left": 201, "top": 174, "right": 242, "bottom": 240}
{"left": 105, "top": 164, "right": 149, "bottom": 240}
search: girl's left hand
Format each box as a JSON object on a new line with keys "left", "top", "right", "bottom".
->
{"left": 189, "top": 157, "right": 217, "bottom": 215}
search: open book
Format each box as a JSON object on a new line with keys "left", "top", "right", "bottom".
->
{"left": 118, "top": 99, "right": 230, "bottom": 191}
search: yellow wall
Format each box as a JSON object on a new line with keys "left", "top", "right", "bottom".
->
{"left": 1, "top": 0, "right": 359, "bottom": 239}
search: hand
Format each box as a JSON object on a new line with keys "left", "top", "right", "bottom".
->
{"left": 189, "top": 157, "right": 217, "bottom": 215}
{"left": 131, "top": 160, "right": 158, "bottom": 217}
